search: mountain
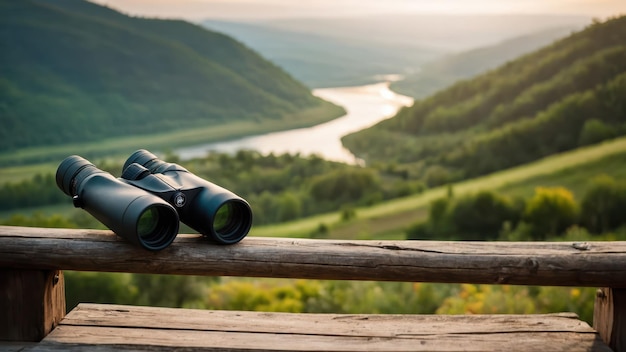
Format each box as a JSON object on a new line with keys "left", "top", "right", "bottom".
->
{"left": 390, "top": 26, "right": 582, "bottom": 99}
{"left": 202, "top": 19, "right": 442, "bottom": 88}
{"left": 0, "top": 0, "right": 343, "bottom": 152}
{"left": 342, "top": 16, "right": 626, "bottom": 185}
{"left": 203, "top": 15, "right": 589, "bottom": 89}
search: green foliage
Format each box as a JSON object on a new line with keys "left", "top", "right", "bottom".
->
{"left": 0, "top": 0, "right": 341, "bottom": 153}
{"left": 310, "top": 222, "right": 330, "bottom": 239}
{"left": 189, "top": 151, "right": 407, "bottom": 225}
{"left": 437, "top": 284, "right": 535, "bottom": 315}
{"left": 204, "top": 279, "right": 456, "bottom": 315}
{"left": 0, "top": 173, "right": 65, "bottom": 210}
{"left": 205, "top": 280, "right": 314, "bottom": 312}
{"left": 409, "top": 177, "right": 626, "bottom": 243}
{"left": 201, "top": 279, "right": 596, "bottom": 323}
{"left": 309, "top": 168, "right": 381, "bottom": 204}
{"left": 0, "top": 150, "right": 419, "bottom": 226}
{"left": 0, "top": 212, "right": 79, "bottom": 228}
{"left": 407, "top": 191, "right": 521, "bottom": 240}
{"left": 580, "top": 175, "right": 626, "bottom": 233}
{"left": 131, "top": 274, "right": 211, "bottom": 308}
{"left": 65, "top": 273, "right": 597, "bottom": 324}
{"left": 578, "top": 119, "right": 617, "bottom": 146}
{"left": 65, "top": 271, "right": 213, "bottom": 311}
{"left": 275, "top": 192, "right": 303, "bottom": 222}
{"left": 423, "top": 165, "right": 452, "bottom": 188}
{"left": 437, "top": 284, "right": 595, "bottom": 323}
{"left": 449, "top": 191, "right": 522, "bottom": 240}
{"left": 340, "top": 206, "right": 357, "bottom": 222}
{"left": 523, "top": 187, "right": 579, "bottom": 240}
{"left": 64, "top": 272, "right": 137, "bottom": 311}
{"left": 345, "top": 16, "right": 626, "bottom": 183}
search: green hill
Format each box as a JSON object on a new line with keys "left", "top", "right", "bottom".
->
{"left": 390, "top": 26, "right": 581, "bottom": 99}
{"left": 0, "top": 0, "right": 343, "bottom": 152}
{"left": 343, "top": 16, "right": 626, "bottom": 183}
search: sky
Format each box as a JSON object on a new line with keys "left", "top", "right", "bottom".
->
{"left": 91, "top": 0, "right": 626, "bottom": 21}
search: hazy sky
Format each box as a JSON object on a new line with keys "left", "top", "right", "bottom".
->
{"left": 91, "top": 0, "right": 626, "bottom": 21}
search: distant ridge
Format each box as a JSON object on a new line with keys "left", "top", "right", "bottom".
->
{"left": 391, "top": 26, "right": 582, "bottom": 99}
{"left": 0, "top": 0, "right": 343, "bottom": 151}
{"left": 203, "top": 15, "right": 588, "bottom": 88}
{"left": 202, "top": 19, "right": 441, "bottom": 88}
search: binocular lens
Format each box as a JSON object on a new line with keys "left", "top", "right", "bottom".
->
{"left": 136, "top": 205, "right": 179, "bottom": 249}
{"left": 123, "top": 149, "right": 253, "bottom": 244}
{"left": 137, "top": 207, "right": 160, "bottom": 239}
{"left": 213, "top": 200, "right": 252, "bottom": 244}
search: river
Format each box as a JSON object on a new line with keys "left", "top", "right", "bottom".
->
{"left": 175, "top": 81, "right": 413, "bottom": 164}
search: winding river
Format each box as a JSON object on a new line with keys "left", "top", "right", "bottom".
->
{"left": 175, "top": 82, "right": 413, "bottom": 164}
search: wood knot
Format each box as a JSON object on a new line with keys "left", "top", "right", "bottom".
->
{"left": 496, "top": 275, "right": 509, "bottom": 284}
{"left": 526, "top": 258, "right": 539, "bottom": 273}
{"left": 572, "top": 242, "right": 590, "bottom": 251}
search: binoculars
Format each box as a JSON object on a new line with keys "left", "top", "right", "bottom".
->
{"left": 56, "top": 149, "right": 253, "bottom": 251}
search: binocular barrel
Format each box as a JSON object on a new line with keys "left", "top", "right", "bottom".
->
{"left": 124, "top": 149, "right": 253, "bottom": 244}
{"left": 56, "top": 155, "right": 179, "bottom": 251}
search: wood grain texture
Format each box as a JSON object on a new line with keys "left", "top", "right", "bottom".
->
{"left": 594, "top": 288, "right": 626, "bottom": 351}
{"left": 1, "top": 226, "right": 626, "bottom": 287}
{"left": 0, "top": 269, "right": 65, "bottom": 342}
{"left": 28, "top": 304, "right": 611, "bottom": 352}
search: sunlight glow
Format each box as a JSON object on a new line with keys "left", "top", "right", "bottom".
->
{"left": 91, "top": 0, "right": 626, "bottom": 20}
{"left": 379, "top": 88, "right": 395, "bottom": 101}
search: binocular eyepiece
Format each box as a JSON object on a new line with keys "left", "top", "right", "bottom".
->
{"left": 56, "top": 150, "right": 253, "bottom": 250}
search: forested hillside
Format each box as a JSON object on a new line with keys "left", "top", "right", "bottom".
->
{"left": 0, "top": 0, "right": 342, "bottom": 151}
{"left": 343, "top": 16, "right": 626, "bottom": 184}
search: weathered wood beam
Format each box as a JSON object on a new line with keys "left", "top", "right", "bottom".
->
{"left": 0, "top": 269, "right": 65, "bottom": 341}
{"left": 594, "top": 288, "right": 626, "bottom": 352}
{"left": 35, "top": 303, "right": 611, "bottom": 352}
{"left": 1, "top": 226, "right": 626, "bottom": 287}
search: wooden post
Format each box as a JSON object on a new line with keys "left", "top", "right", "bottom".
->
{"left": 594, "top": 287, "right": 626, "bottom": 352}
{"left": 0, "top": 269, "right": 66, "bottom": 341}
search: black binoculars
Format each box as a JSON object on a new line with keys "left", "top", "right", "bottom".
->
{"left": 56, "top": 150, "right": 253, "bottom": 251}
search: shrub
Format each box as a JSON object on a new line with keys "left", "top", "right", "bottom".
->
{"left": 523, "top": 187, "right": 579, "bottom": 239}
{"left": 448, "top": 191, "right": 522, "bottom": 240}
{"left": 580, "top": 175, "right": 626, "bottom": 233}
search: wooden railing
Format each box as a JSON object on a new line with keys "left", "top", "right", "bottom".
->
{"left": 1, "top": 225, "right": 625, "bottom": 350}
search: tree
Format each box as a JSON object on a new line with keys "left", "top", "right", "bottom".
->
{"left": 524, "top": 187, "right": 579, "bottom": 239}
{"left": 449, "top": 191, "right": 521, "bottom": 240}
{"left": 276, "top": 192, "right": 303, "bottom": 222}
{"left": 578, "top": 119, "right": 616, "bottom": 146}
{"left": 309, "top": 169, "right": 381, "bottom": 204}
{"left": 580, "top": 175, "right": 626, "bottom": 233}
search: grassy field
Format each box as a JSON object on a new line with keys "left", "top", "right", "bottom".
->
{"left": 0, "top": 103, "right": 344, "bottom": 175}
{"left": 251, "top": 136, "right": 626, "bottom": 240}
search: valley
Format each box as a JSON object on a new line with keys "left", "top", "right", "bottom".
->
{"left": 2, "top": 0, "right": 625, "bottom": 322}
